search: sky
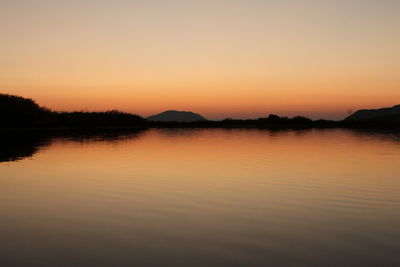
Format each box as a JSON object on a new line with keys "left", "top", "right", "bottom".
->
{"left": 1, "top": 0, "right": 399, "bottom": 120}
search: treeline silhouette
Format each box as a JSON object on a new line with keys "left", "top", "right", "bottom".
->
{"left": 0, "top": 94, "right": 146, "bottom": 128}
{"left": 1, "top": 93, "right": 399, "bottom": 130}
{"left": 0, "top": 94, "right": 51, "bottom": 127}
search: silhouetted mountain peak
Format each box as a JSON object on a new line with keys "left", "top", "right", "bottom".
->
{"left": 147, "top": 110, "right": 207, "bottom": 122}
{"left": 346, "top": 105, "right": 400, "bottom": 121}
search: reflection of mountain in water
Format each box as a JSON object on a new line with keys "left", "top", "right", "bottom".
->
{"left": 0, "top": 129, "right": 147, "bottom": 163}
{"left": 350, "top": 129, "right": 400, "bottom": 144}
{"left": 1, "top": 128, "right": 400, "bottom": 163}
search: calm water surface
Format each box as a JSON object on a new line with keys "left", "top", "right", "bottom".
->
{"left": 1, "top": 129, "right": 400, "bottom": 266}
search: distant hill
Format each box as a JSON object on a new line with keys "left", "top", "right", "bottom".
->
{"left": 147, "top": 110, "right": 207, "bottom": 122}
{"left": 346, "top": 105, "right": 400, "bottom": 121}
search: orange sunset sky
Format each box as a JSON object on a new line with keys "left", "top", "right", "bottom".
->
{"left": 1, "top": 0, "right": 399, "bottom": 120}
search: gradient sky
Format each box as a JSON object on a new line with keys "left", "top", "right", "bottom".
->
{"left": 1, "top": 0, "right": 399, "bottom": 119}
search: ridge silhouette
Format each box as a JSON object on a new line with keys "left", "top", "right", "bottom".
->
{"left": 345, "top": 105, "right": 400, "bottom": 121}
{"left": 1, "top": 93, "right": 399, "bottom": 130}
{"left": 147, "top": 110, "right": 207, "bottom": 122}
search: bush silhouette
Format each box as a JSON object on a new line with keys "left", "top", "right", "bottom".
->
{"left": 0, "top": 94, "right": 145, "bottom": 128}
{"left": 0, "top": 94, "right": 51, "bottom": 126}
{"left": 56, "top": 110, "right": 145, "bottom": 127}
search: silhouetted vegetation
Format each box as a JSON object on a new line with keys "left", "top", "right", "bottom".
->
{"left": 54, "top": 111, "right": 145, "bottom": 127}
{"left": 0, "top": 94, "right": 52, "bottom": 127}
{"left": 0, "top": 94, "right": 146, "bottom": 129}
{"left": 1, "top": 93, "right": 399, "bottom": 130}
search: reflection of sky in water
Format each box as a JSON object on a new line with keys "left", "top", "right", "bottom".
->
{"left": 0, "top": 129, "right": 400, "bottom": 266}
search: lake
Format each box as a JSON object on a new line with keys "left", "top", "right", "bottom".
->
{"left": 1, "top": 128, "right": 400, "bottom": 266}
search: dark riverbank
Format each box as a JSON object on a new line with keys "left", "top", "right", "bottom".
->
{"left": 1, "top": 93, "right": 399, "bottom": 131}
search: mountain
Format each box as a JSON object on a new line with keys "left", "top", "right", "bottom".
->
{"left": 346, "top": 105, "right": 400, "bottom": 121}
{"left": 147, "top": 110, "right": 207, "bottom": 122}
